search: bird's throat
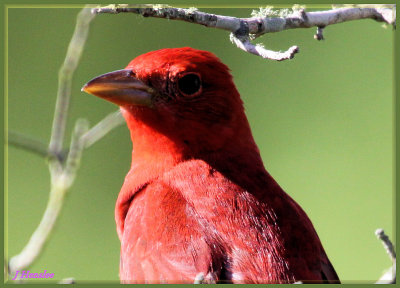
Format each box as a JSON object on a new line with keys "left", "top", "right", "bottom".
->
{"left": 121, "top": 107, "right": 186, "bottom": 170}
{"left": 120, "top": 106, "right": 274, "bottom": 196}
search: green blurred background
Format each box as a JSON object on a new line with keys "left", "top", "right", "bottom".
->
{"left": 6, "top": 5, "right": 394, "bottom": 283}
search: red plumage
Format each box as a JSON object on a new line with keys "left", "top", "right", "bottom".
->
{"left": 83, "top": 47, "right": 339, "bottom": 284}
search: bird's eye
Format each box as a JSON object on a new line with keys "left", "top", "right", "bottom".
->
{"left": 177, "top": 73, "right": 202, "bottom": 97}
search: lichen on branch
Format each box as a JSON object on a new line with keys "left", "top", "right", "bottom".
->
{"left": 92, "top": 4, "right": 396, "bottom": 61}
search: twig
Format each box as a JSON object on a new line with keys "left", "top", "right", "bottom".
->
{"left": 314, "top": 26, "right": 325, "bottom": 40}
{"left": 8, "top": 120, "right": 89, "bottom": 278}
{"left": 92, "top": 4, "right": 396, "bottom": 61}
{"left": 375, "top": 229, "right": 396, "bottom": 284}
{"left": 8, "top": 110, "right": 124, "bottom": 162}
{"left": 81, "top": 110, "right": 124, "bottom": 149}
{"left": 64, "top": 119, "right": 88, "bottom": 180}
{"left": 375, "top": 229, "right": 396, "bottom": 262}
{"left": 7, "top": 131, "right": 65, "bottom": 161}
{"left": 58, "top": 277, "right": 76, "bottom": 284}
{"left": 7, "top": 9, "right": 125, "bottom": 281}
{"left": 48, "top": 6, "right": 96, "bottom": 156}
{"left": 8, "top": 6, "right": 95, "bottom": 279}
{"left": 230, "top": 33, "right": 299, "bottom": 61}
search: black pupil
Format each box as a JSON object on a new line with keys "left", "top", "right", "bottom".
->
{"left": 178, "top": 74, "right": 201, "bottom": 95}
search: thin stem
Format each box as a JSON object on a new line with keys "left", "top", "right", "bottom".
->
{"left": 8, "top": 130, "right": 67, "bottom": 162}
{"left": 8, "top": 111, "right": 125, "bottom": 164}
{"left": 48, "top": 7, "right": 96, "bottom": 156}
{"left": 64, "top": 119, "right": 89, "bottom": 180}
{"left": 8, "top": 131, "right": 50, "bottom": 158}
{"left": 8, "top": 119, "right": 89, "bottom": 277}
{"left": 81, "top": 110, "right": 125, "bottom": 149}
{"left": 8, "top": 184, "right": 67, "bottom": 276}
{"left": 7, "top": 6, "right": 95, "bottom": 279}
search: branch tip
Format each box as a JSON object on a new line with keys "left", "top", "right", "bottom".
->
{"left": 314, "top": 26, "right": 325, "bottom": 40}
{"left": 375, "top": 228, "right": 396, "bottom": 262}
{"left": 59, "top": 277, "right": 76, "bottom": 284}
{"left": 230, "top": 33, "right": 299, "bottom": 61}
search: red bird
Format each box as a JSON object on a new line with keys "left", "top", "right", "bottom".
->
{"left": 82, "top": 47, "right": 339, "bottom": 284}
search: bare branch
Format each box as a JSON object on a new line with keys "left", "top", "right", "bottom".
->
{"left": 92, "top": 4, "right": 396, "bottom": 61}
{"left": 6, "top": 105, "right": 136, "bottom": 278}
{"left": 48, "top": 7, "right": 96, "bottom": 156}
{"left": 8, "top": 121, "right": 89, "bottom": 277}
{"left": 81, "top": 110, "right": 125, "bottom": 149}
{"left": 375, "top": 229, "right": 396, "bottom": 262}
{"left": 8, "top": 111, "right": 124, "bottom": 162}
{"left": 8, "top": 180, "right": 69, "bottom": 276}
{"left": 7, "top": 6, "right": 95, "bottom": 280}
{"left": 230, "top": 33, "right": 299, "bottom": 61}
{"left": 64, "top": 119, "right": 89, "bottom": 182}
{"left": 7, "top": 131, "right": 66, "bottom": 161}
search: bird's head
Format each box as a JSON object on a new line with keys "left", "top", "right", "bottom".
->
{"left": 82, "top": 47, "right": 254, "bottom": 157}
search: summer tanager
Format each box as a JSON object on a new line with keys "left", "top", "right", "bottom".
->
{"left": 82, "top": 47, "right": 339, "bottom": 284}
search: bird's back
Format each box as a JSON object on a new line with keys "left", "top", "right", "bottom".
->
{"left": 118, "top": 159, "right": 339, "bottom": 284}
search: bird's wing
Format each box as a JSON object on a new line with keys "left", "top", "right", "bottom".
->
{"left": 320, "top": 252, "right": 340, "bottom": 283}
{"left": 120, "top": 159, "right": 340, "bottom": 284}
{"left": 160, "top": 159, "right": 296, "bottom": 283}
{"left": 281, "top": 194, "right": 340, "bottom": 284}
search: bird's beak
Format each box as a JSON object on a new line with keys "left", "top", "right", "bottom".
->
{"left": 81, "top": 69, "right": 154, "bottom": 107}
